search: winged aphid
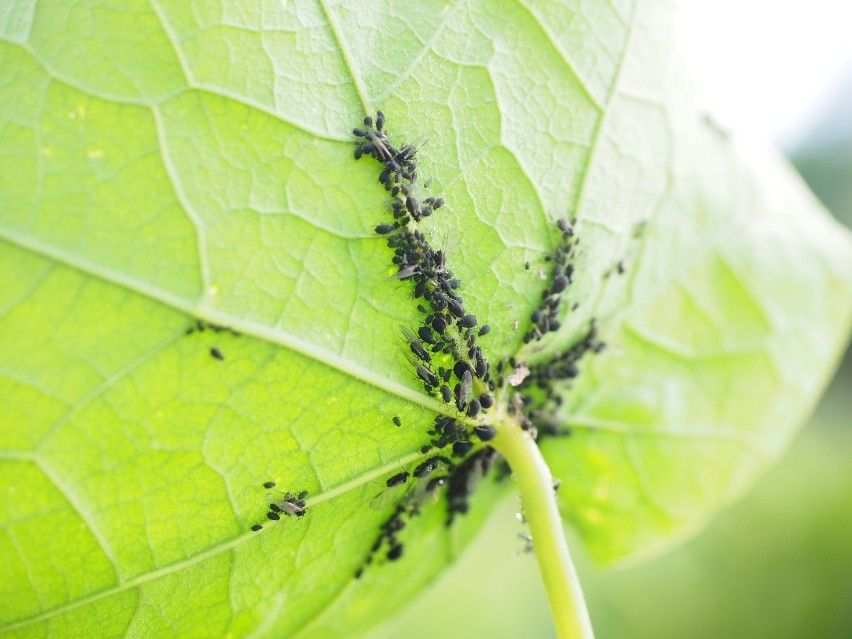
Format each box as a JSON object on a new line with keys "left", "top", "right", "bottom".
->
{"left": 370, "top": 458, "right": 451, "bottom": 511}
{"left": 401, "top": 326, "right": 432, "bottom": 363}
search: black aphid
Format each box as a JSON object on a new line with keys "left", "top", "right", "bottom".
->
{"left": 413, "top": 457, "right": 440, "bottom": 478}
{"left": 440, "top": 385, "right": 453, "bottom": 403}
{"left": 415, "top": 363, "right": 438, "bottom": 387}
{"left": 453, "top": 360, "right": 472, "bottom": 380}
{"left": 251, "top": 524, "right": 263, "bottom": 532}
{"left": 478, "top": 324, "right": 491, "bottom": 336}
{"left": 455, "top": 370, "right": 472, "bottom": 410}
{"left": 263, "top": 481, "right": 276, "bottom": 489}
{"left": 267, "top": 511, "right": 280, "bottom": 521}
{"left": 392, "top": 415, "right": 402, "bottom": 427}
{"left": 431, "top": 316, "right": 447, "bottom": 334}
{"left": 409, "top": 339, "right": 431, "bottom": 363}
{"left": 452, "top": 441, "right": 473, "bottom": 457}
{"left": 375, "top": 223, "right": 397, "bottom": 235}
{"left": 458, "top": 314, "right": 477, "bottom": 328}
{"left": 557, "top": 218, "right": 573, "bottom": 235}
{"left": 278, "top": 501, "right": 305, "bottom": 517}
{"left": 418, "top": 326, "right": 436, "bottom": 345}
{"left": 475, "top": 358, "right": 488, "bottom": 379}
{"left": 210, "top": 348, "right": 224, "bottom": 360}
{"left": 551, "top": 276, "right": 569, "bottom": 294}
{"left": 473, "top": 425, "right": 497, "bottom": 441}
{"left": 387, "top": 544, "right": 404, "bottom": 561}
{"left": 403, "top": 327, "right": 432, "bottom": 362}
{"left": 386, "top": 471, "right": 410, "bottom": 487}
{"left": 466, "top": 399, "right": 481, "bottom": 418}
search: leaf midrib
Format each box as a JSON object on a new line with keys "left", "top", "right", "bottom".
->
{"left": 0, "top": 226, "right": 445, "bottom": 414}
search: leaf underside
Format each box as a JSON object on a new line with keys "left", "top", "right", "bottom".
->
{"left": 1, "top": 0, "right": 850, "bottom": 637}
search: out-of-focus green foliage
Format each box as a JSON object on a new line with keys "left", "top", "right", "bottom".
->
{"left": 793, "top": 147, "right": 852, "bottom": 228}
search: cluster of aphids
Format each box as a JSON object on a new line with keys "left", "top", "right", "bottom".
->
{"left": 250, "top": 481, "right": 308, "bottom": 532}
{"left": 356, "top": 442, "right": 499, "bottom": 575}
{"left": 354, "top": 113, "right": 495, "bottom": 420}
{"left": 522, "top": 218, "right": 578, "bottom": 344}
{"left": 357, "top": 454, "right": 452, "bottom": 576}
{"left": 525, "top": 321, "right": 604, "bottom": 391}
{"left": 352, "top": 112, "right": 505, "bottom": 576}
{"left": 185, "top": 319, "right": 240, "bottom": 361}
{"left": 489, "top": 217, "right": 605, "bottom": 442}
{"left": 496, "top": 323, "right": 606, "bottom": 439}
{"left": 518, "top": 219, "right": 610, "bottom": 438}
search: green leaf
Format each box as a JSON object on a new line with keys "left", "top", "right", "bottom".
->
{"left": 0, "top": 0, "right": 850, "bottom": 637}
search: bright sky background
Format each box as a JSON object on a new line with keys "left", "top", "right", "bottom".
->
{"left": 678, "top": 0, "right": 852, "bottom": 149}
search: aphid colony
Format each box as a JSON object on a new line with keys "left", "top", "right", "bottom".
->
{"left": 250, "top": 481, "right": 308, "bottom": 532}
{"left": 354, "top": 113, "right": 495, "bottom": 419}
{"left": 357, "top": 444, "right": 499, "bottom": 574}
{"left": 521, "top": 322, "right": 605, "bottom": 438}
{"left": 522, "top": 217, "right": 578, "bottom": 344}
{"left": 353, "top": 112, "right": 506, "bottom": 575}
{"left": 357, "top": 453, "right": 454, "bottom": 575}
{"left": 350, "top": 111, "right": 608, "bottom": 576}
{"left": 490, "top": 212, "right": 607, "bottom": 440}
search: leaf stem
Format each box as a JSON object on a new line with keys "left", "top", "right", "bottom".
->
{"left": 490, "top": 418, "right": 595, "bottom": 639}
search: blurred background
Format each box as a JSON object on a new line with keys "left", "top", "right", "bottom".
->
{"left": 365, "top": 1, "right": 852, "bottom": 637}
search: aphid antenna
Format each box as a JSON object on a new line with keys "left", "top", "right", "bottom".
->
{"left": 403, "top": 131, "right": 433, "bottom": 156}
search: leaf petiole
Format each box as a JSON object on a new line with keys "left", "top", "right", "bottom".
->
{"left": 491, "top": 416, "right": 595, "bottom": 639}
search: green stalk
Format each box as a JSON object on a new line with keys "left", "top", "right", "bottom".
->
{"left": 490, "top": 417, "right": 595, "bottom": 639}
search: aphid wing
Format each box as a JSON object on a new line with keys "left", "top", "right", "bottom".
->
{"left": 408, "top": 131, "right": 434, "bottom": 152}
{"left": 466, "top": 458, "right": 486, "bottom": 494}
{"left": 369, "top": 484, "right": 405, "bottom": 510}
{"left": 403, "top": 475, "right": 431, "bottom": 504}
